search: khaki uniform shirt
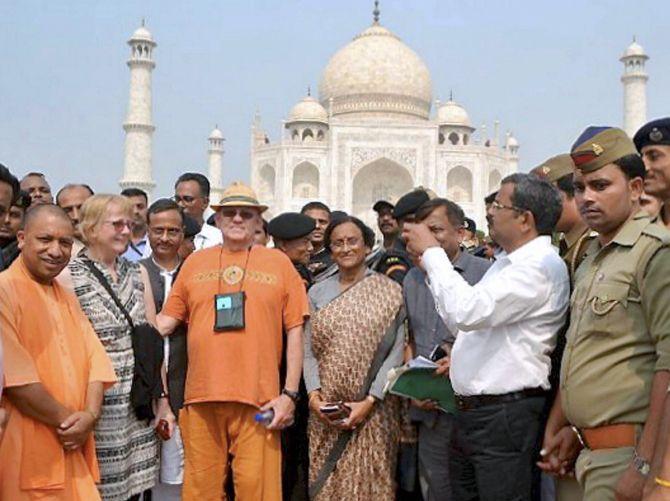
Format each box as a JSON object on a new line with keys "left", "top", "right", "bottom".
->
{"left": 560, "top": 212, "right": 670, "bottom": 428}
{"left": 560, "top": 221, "right": 596, "bottom": 282}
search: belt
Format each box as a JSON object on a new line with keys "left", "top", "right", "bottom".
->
{"left": 454, "top": 388, "right": 547, "bottom": 411}
{"left": 573, "top": 423, "right": 637, "bottom": 450}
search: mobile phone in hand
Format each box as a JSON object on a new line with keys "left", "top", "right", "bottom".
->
{"left": 155, "top": 419, "right": 171, "bottom": 440}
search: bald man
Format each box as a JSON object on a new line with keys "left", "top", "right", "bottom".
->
{"left": 0, "top": 204, "right": 116, "bottom": 500}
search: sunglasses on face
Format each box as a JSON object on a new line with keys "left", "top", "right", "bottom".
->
{"left": 220, "top": 208, "right": 256, "bottom": 220}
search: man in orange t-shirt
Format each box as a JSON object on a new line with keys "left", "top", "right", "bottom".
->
{"left": 0, "top": 205, "right": 116, "bottom": 500}
{"left": 157, "top": 182, "right": 308, "bottom": 501}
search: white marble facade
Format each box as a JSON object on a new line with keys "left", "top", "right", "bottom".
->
{"left": 250, "top": 18, "right": 518, "bottom": 231}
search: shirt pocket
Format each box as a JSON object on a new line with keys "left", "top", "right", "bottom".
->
{"left": 586, "top": 281, "right": 631, "bottom": 336}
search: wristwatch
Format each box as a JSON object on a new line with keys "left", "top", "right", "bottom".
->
{"left": 633, "top": 450, "right": 651, "bottom": 477}
{"left": 282, "top": 388, "right": 300, "bottom": 403}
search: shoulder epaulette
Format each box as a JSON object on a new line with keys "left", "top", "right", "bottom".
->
{"left": 642, "top": 221, "right": 670, "bottom": 244}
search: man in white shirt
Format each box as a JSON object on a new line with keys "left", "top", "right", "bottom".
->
{"left": 404, "top": 173, "right": 570, "bottom": 500}
{"left": 174, "top": 173, "right": 223, "bottom": 251}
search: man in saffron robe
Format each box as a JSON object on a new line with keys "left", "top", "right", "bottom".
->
{"left": 0, "top": 204, "right": 116, "bottom": 500}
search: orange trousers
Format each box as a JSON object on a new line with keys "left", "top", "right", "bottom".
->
{"left": 180, "top": 402, "right": 281, "bottom": 501}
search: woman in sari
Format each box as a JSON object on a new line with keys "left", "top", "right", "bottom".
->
{"left": 303, "top": 216, "right": 405, "bottom": 500}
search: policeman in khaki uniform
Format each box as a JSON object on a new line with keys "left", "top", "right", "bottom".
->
{"left": 540, "top": 127, "right": 670, "bottom": 501}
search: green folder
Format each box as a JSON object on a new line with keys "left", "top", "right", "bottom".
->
{"left": 385, "top": 366, "right": 457, "bottom": 414}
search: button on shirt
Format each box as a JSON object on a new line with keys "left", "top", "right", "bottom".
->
{"left": 194, "top": 222, "right": 223, "bottom": 251}
{"left": 422, "top": 236, "right": 570, "bottom": 396}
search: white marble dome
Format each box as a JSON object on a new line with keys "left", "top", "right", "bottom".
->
{"left": 287, "top": 95, "right": 329, "bottom": 124}
{"left": 209, "top": 126, "right": 224, "bottom": 139}
{"left": 437, "top": 99, "right": 472, "bottom": 127}
{"left": 131, "top": 26, "right": 154, "bottom": 42}
{"left": 318, "top": 23, "right": 432, "bottom": 120}
{"left": 622, "top": 40, "right": 646, "bottom": 58}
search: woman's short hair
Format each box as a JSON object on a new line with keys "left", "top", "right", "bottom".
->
{"left": 80, "top": 194, "right": 133, "bottom": 243}
{"left": 324, "top": 216, "right": 376, "bottom": 250}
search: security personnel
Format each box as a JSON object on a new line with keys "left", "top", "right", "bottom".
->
{"left": 268, "top": 212, "right": 315, "bottom": 289}
{"left": 634, "top": 117, "right": 670, "bottom": 228}
{"left": 541, "top": 127, "right": 670, "bottom": 500}
{"left": 373, "top": 189, "right": 428, "bottom": 284}
{"left": 531, "top": 153, "right": 596, "bottom": 279}
{"left": 268, "top": 211, "right": 316, "bottom": 500}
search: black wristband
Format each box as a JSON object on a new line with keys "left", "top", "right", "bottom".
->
{"left": 282, "top": 388, "right": 300, "bottom": 403}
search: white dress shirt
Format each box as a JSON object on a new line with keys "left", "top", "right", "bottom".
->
{"left": 422, "top": 236, "right": 570, "bottom": 396}
{"left": 194, "top": 221, "right": 223, "bottom": 251}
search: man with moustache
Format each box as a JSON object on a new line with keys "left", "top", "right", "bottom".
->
{"left": 56, "top": 183, "right": 94, "bottom": 256}
{"left": 541, "top": 127, "right": 670, "bottom": 501}
{"left": 403, "top": 173, "right": 568, "bottom": 500}
{"left": 174, "top": 172, "right": 223, "bottom": 251}
{"left": 20, "top": 172, "right": 53, "bottom": 207}
{"left": 0, "top": 204, "right": 116, "bottom": 500}
{"left": 403, "top": 198, "right": 490, "bottom": 500}
{"left": 140, "top": 198, "right": 189, "bottom": 499}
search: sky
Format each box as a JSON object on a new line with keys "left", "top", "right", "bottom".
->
{"left": 1, "top": 0, "right": 668, "bottom": 199}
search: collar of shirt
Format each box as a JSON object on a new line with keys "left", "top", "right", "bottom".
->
{"left": 195, "top": 222, "right": 223, "bottom": 247}
{"left": 502, "top": 235, "right": 554, "bottom": 265}
{"left": 150, "top": 256, "right": 181, "bottom": 276}
{"left": 610, "top": 211, "right": 651, "bottom": 247}
{"left": 563, "top": 221, "right": 590, "bottom": 250}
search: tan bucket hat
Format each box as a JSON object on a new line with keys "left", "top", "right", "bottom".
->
{"left": 210, "top": 181, "right": 268, "bottom": 212}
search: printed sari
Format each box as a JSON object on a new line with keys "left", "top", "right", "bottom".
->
{"left": 308, "top": 272, "right": 404, "bottom": 500}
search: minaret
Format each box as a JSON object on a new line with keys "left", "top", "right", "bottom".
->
{"left": 208, "top": 125, "right": 225, "bottom": 202}
{"left": 620, "top": 38, "right": 649, "bottom": 137}
{"left": 120, "top": 21, "right": 156, "bottom": 195}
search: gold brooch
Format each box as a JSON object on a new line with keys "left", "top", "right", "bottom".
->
{"left": 592, "top": 143, "right": 604, "bottom": 156}
{"left": 222, "top": 265, "right": 244, "bottom": 285}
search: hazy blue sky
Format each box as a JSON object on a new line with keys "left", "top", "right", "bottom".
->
{"left": 1, "top": 0, "right": 668, "bottom": 199}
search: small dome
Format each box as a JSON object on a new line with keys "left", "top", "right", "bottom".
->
{"left": 621, "top": 40, "right": 647, "bottom": 58}
{"left": 287, "top": 95, "right": 328, "bottom": 124}
{"left": 436, "top": 100, "right": 472, "bottom": 127}
{"left": 506, "top": 133, "right": 519, "bottom": 147}
{"left": 209, "top": 127, "right": 224, "bottom": 140}
{"left": 131, "top": 26, "right": 154, "bottom": 42}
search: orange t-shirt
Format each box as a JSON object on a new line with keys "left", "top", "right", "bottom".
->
{"left": 163, "top": 245, "right": 309, "bottom": 407}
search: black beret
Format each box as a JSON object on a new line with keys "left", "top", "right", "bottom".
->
{"left": 373, "top": 200, "right": 394, "bottom": 213}
{"left": 463, "top": 217, "right": 476, "bottom": 234}
{"left": 268, "top": 212, "right": 316, "bottom": 240}
{"left": 634, "top": 117, "right": 670, "bottom": 152}
{"left": 392, "top": 190, "right": 429, "bottom": 219}
{"left": 330, "top": 210, "right": 348, "bottom": 224}
{"left": 184, "top": 215, "right": 202, "bottom": 238}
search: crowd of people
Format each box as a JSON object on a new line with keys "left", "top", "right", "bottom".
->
{"left": 2, "top": 118, "right": 670, "bottom": 501}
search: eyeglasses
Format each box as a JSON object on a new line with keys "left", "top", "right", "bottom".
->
{"left": 490, "top": 200, "right": 524, "bottom": 213}
{"left": 220, "top": 208, "right": 256, "bottom": 220}
{"left": 149, "top": 227, "right": 183, "bottom": 238}
{"left": 103, "top": 219, "right": 133, "bottom": 231}
{"left": 173, "top": 195, "right": 197, "bottom": 204}
{"left": 330, "top": 237, "right": 363, "bottom": 250}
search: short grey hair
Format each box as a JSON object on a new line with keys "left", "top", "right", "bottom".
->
{"left": 502, "top": 173, "right": 562, "bottom": 235}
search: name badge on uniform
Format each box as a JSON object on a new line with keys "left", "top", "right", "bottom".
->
{"left": 214, "top": 292, "right": 246, "bottom": 332}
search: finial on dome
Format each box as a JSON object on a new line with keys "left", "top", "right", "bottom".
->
{"left": 373, "top": 0, "right": 380, "bottom": 25}
{"left": 141, "top": 17, "right": 145, "bottom": 27}
{"left": 307, "top": 85, "right": 311, "bottom": 97}
{"left": 633, "top": 34, "right": 636, "bottom": 43}
{"left": 449, "top": 89, "right": 453, "bottom": 101}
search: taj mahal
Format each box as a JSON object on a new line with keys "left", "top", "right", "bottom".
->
{"left": 118, "top": 6, "right": 651, "bottom": 230}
